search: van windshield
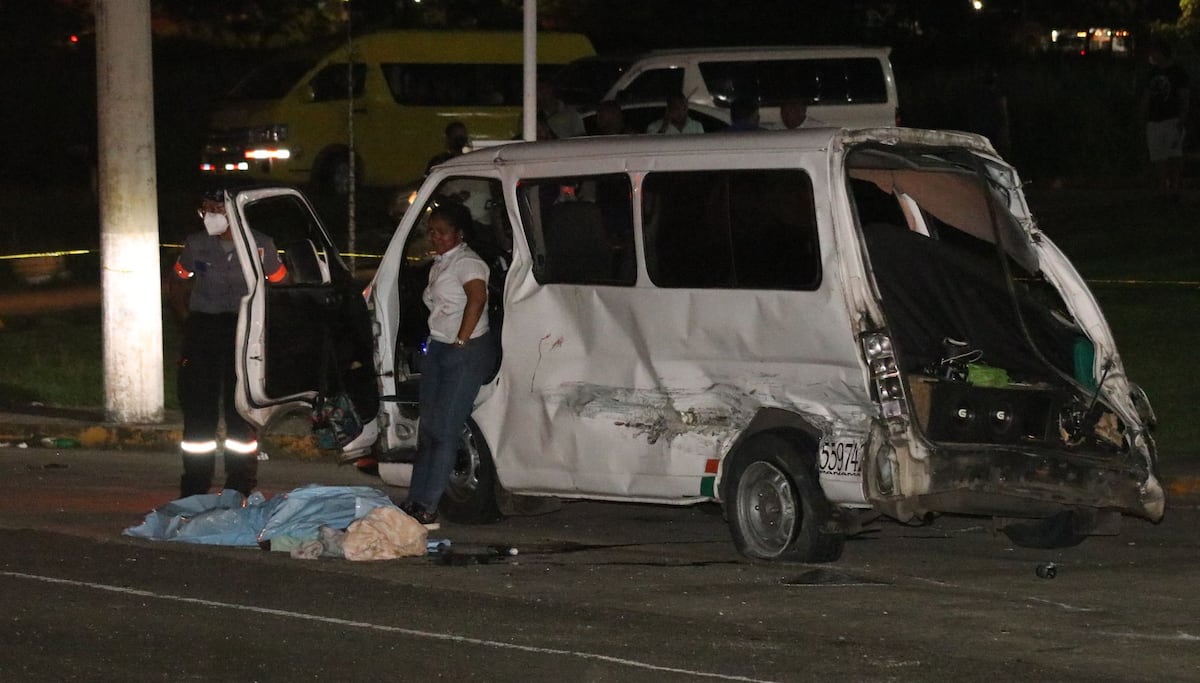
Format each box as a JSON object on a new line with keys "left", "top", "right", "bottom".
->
{"left": 224, "top": 58, "right": 318, "bottom": 101}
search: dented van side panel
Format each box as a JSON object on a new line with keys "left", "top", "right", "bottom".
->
{"left": 463, "top": 150, "right": 876, "bottom": 505}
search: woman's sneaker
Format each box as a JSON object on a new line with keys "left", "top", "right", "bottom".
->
{"left": 338, "top": 419, "right": 379, "bottom": 464}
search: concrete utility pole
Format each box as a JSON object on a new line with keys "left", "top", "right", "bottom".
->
{"left": 523, "top": 0, "right": 537, "bottom": 142}
{"left": 95, "top": 0, "right": 164, "bottom": 423}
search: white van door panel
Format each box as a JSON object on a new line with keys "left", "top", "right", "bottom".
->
{"left": 229, "top": 186, "right": 360, "bottom": 429}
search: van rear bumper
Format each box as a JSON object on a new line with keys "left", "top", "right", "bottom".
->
{"left": 876, "top": 446, "right": 1164, "bottom": 523}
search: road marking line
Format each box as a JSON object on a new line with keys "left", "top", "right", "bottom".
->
{"left": 1026, "top": 597, "right": 1094, "bottom": 612}
{"left": 1098, "top": 631, "right": 1200, "bottom": 642}
{"left": 1, "top": 570, "right": 775, "bottom": 682}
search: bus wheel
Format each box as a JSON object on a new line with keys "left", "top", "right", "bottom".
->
{"left": 724, "top": 434, "right": 844, "bottom": 562}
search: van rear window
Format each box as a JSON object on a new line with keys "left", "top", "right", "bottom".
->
{"left": 700, "top": 58, "right": 887, "bottom": 106}
{"left": 642, "top": 169, "right": 821, "bottom": 290}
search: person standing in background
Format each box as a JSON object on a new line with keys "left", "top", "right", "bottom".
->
{"left": 727, "top": 97, "right": 763, "bottom": 131}
{"left": 646, "top": 94, "right": 704, "bottom": 134}
{"left": 537, "top": 80, "right": 586, "bottom": 139}
{"left": 967, "top": 67, "right": 1011, "bottom": 157}
{"left": 1141, "top": 41, "right": 1191, "bottom": 199}
{"left": 781, "top": 97, "right": 827, "bottom": 129}
{"left": 593, "top": 100, "right": 629, "bottom": 135}
{"left": 425, "top": 121, "right": 470, "bottom": 176}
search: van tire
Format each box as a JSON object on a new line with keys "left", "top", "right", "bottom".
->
{"left": 314, "top": 148, "right": 357, "bottom": 196}
{"left": 438, "top": 418, "right": 502, "bottom": 524}
{"left": 724, "top": 434, "right": 844, "bottom": 563}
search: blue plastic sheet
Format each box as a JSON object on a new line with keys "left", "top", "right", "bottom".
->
{"left": 123, "top": 485, "right": 398, "bottom": 547}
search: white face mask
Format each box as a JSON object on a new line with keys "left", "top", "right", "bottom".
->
{"left": 203, "top": 211, "right": 228, "bottom": 236}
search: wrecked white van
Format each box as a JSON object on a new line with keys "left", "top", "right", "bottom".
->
{"left": 228, "top": 127, "right": 1163, "bottom": 562}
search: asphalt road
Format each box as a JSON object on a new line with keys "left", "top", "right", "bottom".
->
{"left": 0, "top": 448, "right": 1196, "bottom": 682}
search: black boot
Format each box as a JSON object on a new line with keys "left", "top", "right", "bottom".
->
{"left": 223, "top": 452, "right": 259, "bottom": 497}
{"left": 180, "top": 454, "right": 216, "bottom": 498}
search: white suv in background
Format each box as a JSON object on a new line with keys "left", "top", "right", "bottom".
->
{"left": 604, "top": 46, "right": 899, "bottom": 128}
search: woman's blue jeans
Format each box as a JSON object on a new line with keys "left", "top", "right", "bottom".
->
{"left": 407, "top": 332, "right": 496, "bottom": 510}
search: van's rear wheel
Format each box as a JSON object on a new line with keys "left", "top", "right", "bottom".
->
{"left": 724, "top": 434, "right": 844, "bottom": 562}
{"left": 439, "top": 418, "right": 502, "bottom": 524}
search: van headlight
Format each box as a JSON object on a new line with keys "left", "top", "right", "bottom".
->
{"left": 863, "top": 332, "right": 906, "bottom": 418}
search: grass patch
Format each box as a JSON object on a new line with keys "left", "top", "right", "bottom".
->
{"left": 0, "top": 310, "right": 181, "bottom": 411}
{"left": 1092, "top": 286, "right": 1200, "bottom": 460}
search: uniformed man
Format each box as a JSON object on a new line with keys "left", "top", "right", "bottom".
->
{"left": 168, "top": 189, "right": 287, "bottom": 498}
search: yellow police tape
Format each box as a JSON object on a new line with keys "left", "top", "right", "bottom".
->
{"left": 0, "top": 247, "right": 384, "bottom": 261}
{"left": 0, "top": 249, "right": 1196, "bottom": 287}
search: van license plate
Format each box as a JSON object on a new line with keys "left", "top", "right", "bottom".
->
{"left": 819, "top": 439, "right": 864, "bottom": 477}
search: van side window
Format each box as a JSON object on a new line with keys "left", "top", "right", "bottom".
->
{"left": 700, "top": 58, "right": 887, "bottom": 107}
{"left": 309, "top": 63, "right": 366, "bottom": 102}
{"left": 642, "top": 169, "right": 820, "bottom": 290}
{"left": 517, "top": 175, "right": 636, "bottom": 286}
{"left": 616, "top": 67, "right": 685, "bottom": 103}
{"left": 242, "top": 193, "right": 344, "bottom": 285}
{"left": 383, "top": 64, "right": 521, "bottom": 106}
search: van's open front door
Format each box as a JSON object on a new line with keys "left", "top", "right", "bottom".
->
{"left": 228, "top": 186, "right": 373, "bottom": 429}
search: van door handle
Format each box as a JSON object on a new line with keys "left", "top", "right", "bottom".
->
{"left": 353, "top": 107, "right": 367, "bottom": 114}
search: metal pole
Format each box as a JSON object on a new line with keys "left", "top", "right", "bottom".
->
{"left": 345, "top": 6, "right": 356, "bottom": 275}
{"left": 523, "top": 0, "right": 537, "bottom": 142}
{"left": 95, "top": 0, "right": 164, "bottom": 423}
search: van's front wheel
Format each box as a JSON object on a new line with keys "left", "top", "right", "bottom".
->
{"left": 314, "top": 148, "right": 357, "bottom": 196}
{"left": 724, "top": 434, "right": 844, "bottom": 562}
{"left": 438, "top": 418, "right": 502, "bottom": 524}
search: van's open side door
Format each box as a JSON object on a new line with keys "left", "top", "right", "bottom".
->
{"left": 228, "top": 186, "right": 372, "bottom": 429}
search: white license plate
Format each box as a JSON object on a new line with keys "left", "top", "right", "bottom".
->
{"left": 818, "top": 438, "right": 864, "bottom": 478}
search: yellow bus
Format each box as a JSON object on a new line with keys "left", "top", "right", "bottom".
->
{"left": 200, "top": 30, "right": 595, "bottom": 193}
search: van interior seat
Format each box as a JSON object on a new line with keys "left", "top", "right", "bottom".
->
{"left": 543, "top": 200, "right": 615, "bottom": 283}
{"left": 280, "top": 239, "right": 325, "bottom": 284}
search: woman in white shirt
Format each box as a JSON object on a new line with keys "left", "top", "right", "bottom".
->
{"left": 402, "top": 203, "right": 495, "bottom": 529}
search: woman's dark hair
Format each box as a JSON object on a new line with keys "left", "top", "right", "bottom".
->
{"left": 429, "top": 202, "right": 473, "bottom": 235}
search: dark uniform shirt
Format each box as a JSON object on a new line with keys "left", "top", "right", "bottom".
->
{"left": 175, "top": 230, "right": 285, "bottom": 313}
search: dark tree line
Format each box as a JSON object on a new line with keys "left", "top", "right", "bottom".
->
{"left": 5, "top": 1, "right": 1184, "bottom": 52}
